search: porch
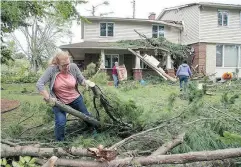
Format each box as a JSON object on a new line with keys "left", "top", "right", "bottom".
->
{"left": 60, "top": 41, "right": 174, "bottom": 80}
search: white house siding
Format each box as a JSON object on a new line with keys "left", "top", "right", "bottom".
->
{"left": 206, "top": 43, "right": 241, "bottom": 78}
{"left": 164, "top": 26, "right": 181, "bottom": 43}
{"left": 84, "top": 21, "right": 152, "bottom": 42}
{"left": 83, "top": 20, "right": 180, "bottom": 43}
{"left": 205, "top": 44, "right": 216, "bottom": 76}
{"left": 160, "top": 5, "right": 200, "bottom": 45}
{"left": 200, "top": 7, "right": 241, "bottom": 44}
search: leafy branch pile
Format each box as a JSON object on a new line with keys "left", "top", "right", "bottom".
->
{"left": 117, "top": 37, "right": 191, "bottom": 59}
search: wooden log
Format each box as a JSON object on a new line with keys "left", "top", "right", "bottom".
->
{"left": 41, "top": 156, "right": 58, "bottom": 167}
{"left": 38, "top": 148, "right": 241, "bottom": 167}
{"left": 1, "top": 145, "right": 93, "bottom": 158}
{"left": 151, "top": 133, "right": 185, "bottom": 156}
{"left": 55, "top": 101, "right": 101, "bottom": 127}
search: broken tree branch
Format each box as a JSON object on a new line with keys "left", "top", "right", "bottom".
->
{"left": 110, "top": 111, "right": 184, "bottom": 149}
{"left": 206, "top": 103, "right": 241, "bottom": 123}
{"left": 37, "top": 148, "right": 241, "bottom": 167}
{"left": 151, "top": 133, "right": 185, "bottom": 156}
{"left": 1, "top": 145, "right": 93, "bottom": 158}
{"left": 55, "top": 101, "right": 101, "bottom": 127}
{"left": 109, "top": 124, "right": 168, "bottom": 149}
{"left": 41, "top": 156, "right": 58, "bottom": 167}
{"left": 1, "top": 140, "right": 18, "bottom": 147}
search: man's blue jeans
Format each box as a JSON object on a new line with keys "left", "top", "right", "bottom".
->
{"left": 52, "top": 95, "right": 91, "bottom": 141}
{"left": 179, "top": 75, "right": 189, "bottom": 91}
{"left": 112, "top": 74, "right": 119, "bottom": 88}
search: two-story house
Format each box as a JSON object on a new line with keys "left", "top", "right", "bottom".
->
{"left": 157, "top": 2, "right": 241, "bottom": 79}
{"left": 60, "top": 14, "right": 182, "bottom": 79}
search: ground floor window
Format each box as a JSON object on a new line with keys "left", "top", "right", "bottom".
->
{"left": 216, "top": 45, "right": 241, "bottom": 67}
{"left": 105, "top": 54, "right": 119, "bottom": 68}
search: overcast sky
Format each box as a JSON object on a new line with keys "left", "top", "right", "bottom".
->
{"left": 13, "top": 0, "right": 241, "bottom": 51}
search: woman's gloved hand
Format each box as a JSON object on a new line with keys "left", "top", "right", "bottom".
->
{"left": 44, "top": 97, "right": 57, "bottom": 107}
{"left": 85, "top": 80, "right": 96, "bottom": 90}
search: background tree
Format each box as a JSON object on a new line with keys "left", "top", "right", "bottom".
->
{"left": 0, "top": 1, "right": 86, "bottom": 65}
{"left": 86, "top": 1, "right": 113, "bottom": 16}
{"left": 11, "top": 16, "right": 72, "bottom": 72}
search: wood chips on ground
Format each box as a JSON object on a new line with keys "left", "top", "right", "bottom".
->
{"left": 1, "top": 99, "right": 20, "bottom": 113}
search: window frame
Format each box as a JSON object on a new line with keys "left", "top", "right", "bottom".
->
{"left": 104, "top": 54, "right": 119, "bottom": 69}
{"left": 152, "top": 24, "right": 165, "bottom": 38}
{"left": 99, "top": 22, "right": 114, "bottom": 37}
{"left": 217, "top": 10, "right": 229, "bottom": 27}
{"left": 216, "top": 44, "right": 241, "bottom": 68}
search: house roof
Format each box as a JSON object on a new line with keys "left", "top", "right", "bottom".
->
{"left": 59, "top": 41, "right": 169, "bottom": 52}
{"left": 157, "top": 2, "right": 241, "bottom": 20}
{"left": 85, "top": 16, "right": 183, "bottom": 29}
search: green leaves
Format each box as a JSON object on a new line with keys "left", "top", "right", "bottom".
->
{"left": 220, "top": 131, "right": 241, "bottom": 145}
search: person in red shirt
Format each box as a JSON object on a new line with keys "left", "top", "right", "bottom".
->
{"left": 112, "top": 62, "right": 119, "bottom": 88}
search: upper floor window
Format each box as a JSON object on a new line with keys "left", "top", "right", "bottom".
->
{"left": 100, "top": 23, "right": 114, "bottom": 37}
{"left": 218, "top": 10, "right": 228, "bottom": 26}
{"left": 152, "top": 25, "right": 164, "bottom": 38}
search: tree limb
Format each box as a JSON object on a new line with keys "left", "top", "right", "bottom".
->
{"left": 109, "top": 124, "right": 168, "bottom": 149}
{"left": 37, "top": 148, "right": 241, "bottom": 167}
{"left": 41, "top": 156, "right": 58, "bottom": 167}
{"left": 55, "top": 101, "right": 101, "bottom": 127}
{"left": 110, "top": 111, "right": 184, "bottom": 149}
{"left": 206, "top": 103, "right": 241, "bottom": 123}
{"left": 1, "top": 145, "right": 93, "bottom": 158}
{"left": 151, "top": 133, "right": 185, "bottom": 156}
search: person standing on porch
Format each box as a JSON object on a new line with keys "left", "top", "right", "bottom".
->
{"left": 176, "top": 60, "right": 192, "bottom": 91}
{"left": 112, "top": 62, "right": 119, "bottom": 88}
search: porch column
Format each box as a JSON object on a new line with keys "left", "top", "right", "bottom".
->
{"left": 133, "top": 51, "right": 143, "bottom": 80}
{"left": 100, "top": 49, "right": 105, "bottom": 69}
{"left": 99, "top": 49, "right": 108, "bottom": 74}
{"left": 135, "top": 51, "right": 141, "bottom": 69}
{"left": 166, "top": 53, "right": 175, "bottom": 77}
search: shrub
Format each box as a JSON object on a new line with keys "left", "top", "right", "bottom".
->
{"left": 1, "top": 60, "right": 42, "bottom": 83}
{"left": 83, "top": 63, "right": 96, "bottom": 78}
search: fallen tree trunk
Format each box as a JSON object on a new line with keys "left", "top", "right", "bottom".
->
{"left": 55, "top": 101, "right": 101, "bottom": 127}
{"left": 1, "top": 145, "right": 93, "bottom": 158}
{"left": 41, "top": 156, "right": 58, "bottom": 167}
{"left": 151, "top": 133, "right": 185, "bottom": 156}
{"left": 37, "top": 148, "right": 241, "bottom": 167}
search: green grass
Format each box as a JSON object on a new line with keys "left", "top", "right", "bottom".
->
{"left": 1, "top": 81, "right": 241, "bottom": 153}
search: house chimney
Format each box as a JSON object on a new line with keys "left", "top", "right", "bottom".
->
{"left": 148, "top": 12, "right": 156, "bottom": 20}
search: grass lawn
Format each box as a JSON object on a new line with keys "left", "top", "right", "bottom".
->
{"left": 1, "top": 80, "right": 241, "bottom": 153}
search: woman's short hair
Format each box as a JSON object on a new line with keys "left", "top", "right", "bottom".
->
{"left": 49, "top": 51, "right": 70, "bottom": 66}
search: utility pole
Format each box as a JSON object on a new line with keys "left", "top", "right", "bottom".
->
{"left": 131, "top": 0, "right": 136, "bottom": 18}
